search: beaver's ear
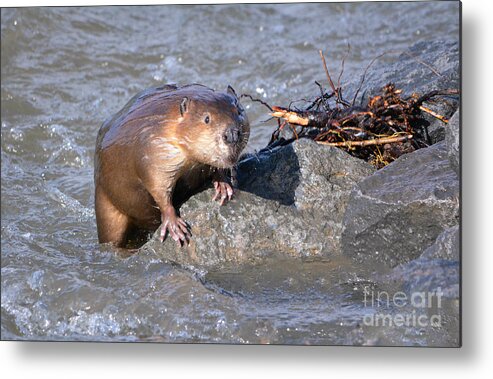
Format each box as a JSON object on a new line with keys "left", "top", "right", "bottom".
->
{"left": 180, "top": 97, "right": 190, "bottom": 117}
{"left": 227, "top": 85, "right": 238, "bottom": 99}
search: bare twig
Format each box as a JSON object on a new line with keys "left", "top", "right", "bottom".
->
{"left": 319, "top": 50, "right": 337, "bottom": 94}
{"left": 419, "top": 105, "right": 449, "bottom": 123}
{"left": 352, "top": 51, "right": 392, "bottom": 106}
{"left": 337, "top": 43, "right": 351, "bottom": 90}
{"left": 319, "top": 50, "right": 352, "bottom": 107}
{"left": 352, "top": 49, "right": 445, "bottom": 106}
{"left": 240, "top": 94, "right": 273, "bottom": 111}
{"left": 413, "top": 89, "right": 460, "bottom": 106}
{"left": 316, "top": 134, "right": 412, "bottom": 147}
{"left": 271, "top": 107, "right": 310, "bottom": 126}
{"left": 402, "top": 51, "right": 442, "bottom": 77}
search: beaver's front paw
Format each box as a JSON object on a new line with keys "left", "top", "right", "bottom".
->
{"left": 212, "top": 180, "right": 234, "bottom": 206}
{"left": 160, "top": 206, "right": 191, "bottom": 246}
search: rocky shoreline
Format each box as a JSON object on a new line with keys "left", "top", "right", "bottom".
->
{"left": 142, "top": 40, "right": 460, "bottom": 305}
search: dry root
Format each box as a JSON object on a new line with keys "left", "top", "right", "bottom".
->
{"left": 242, "top": 50, "right": 459, "bottom": 168}
{"left": 316, "top": 134, "right": 412, "bottom": 148}
{"left": 265, "top": 50, "right": 459, "bottom": 168}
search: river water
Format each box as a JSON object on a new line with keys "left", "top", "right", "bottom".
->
{"left": 1, "top": 2, "right": 459, "bottom": 344}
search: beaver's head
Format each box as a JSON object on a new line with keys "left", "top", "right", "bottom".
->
{"left": 177, "top": 85, "right": 250, "bottom": 169}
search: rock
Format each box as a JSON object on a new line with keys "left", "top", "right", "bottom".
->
{"left": 388, "top": 258, "right": 459, "bottom": 298}
{"left": 341, "top": 142, "right": 459, "bottom": 268}
{"left": 141, "top": 40, "right": 459, "bottom": 271}
{"left": 142, "top": 139, "right": 374, "bottom": 269}
{"left": 384, "top": 226, "right": 460, "bottom": 298}
{"left": 445, "top": 109, "right": 460, "bottom": 175}
{"left": 380, "top": 250, "right": 460, "bottom": 347}
{"left": 350, "top": 40, "right": 459, "bottom": 144}
{"left": 357, "top": 40, "right": 459, "bottom": 98}
{"left": 364, "top": 224, "right": 461, "bottom": 349}
{"left": 421, "top": 225, "right": 459, "bottom": 261}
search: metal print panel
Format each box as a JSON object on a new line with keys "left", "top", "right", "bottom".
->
{"left": 1, "top": 1, "right": 461, "bottom": 346}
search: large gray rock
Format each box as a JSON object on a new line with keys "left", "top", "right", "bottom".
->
{"left": 142, "top": 139, "right": 374, "bottom": 269}
{"left": 445, "top": 109, "right": 460, "bottom": 175}
{"left": 380, "top": 229, "right": 460, "bottom": 347}
{"left": 384, "top": 226, "right": 460, "bottom": 298}
{"left": 388, "top": 258, "right": 459, "bottom": 298}
{"left": 421, "top": 224, "right": 460, "bottom": 261}
{"left": 141, "top": 40, "right": 459, "bottom": 271}
{"left": 341, "top": 142, "right": 459, "bottom": 268}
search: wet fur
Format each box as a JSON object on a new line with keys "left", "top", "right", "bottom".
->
{"left": 94, "top": 84, "right": 250, "bottom": 247}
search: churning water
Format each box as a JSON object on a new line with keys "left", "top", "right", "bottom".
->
{"left": 1, "top": 2, "right": 459, "bottom": 344}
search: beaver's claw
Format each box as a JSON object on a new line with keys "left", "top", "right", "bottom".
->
{"left": 160, "top": 206, "right": 191, "bottom": 246}
{"left": 213, "top": 180, "right": 234, "bottom": 206}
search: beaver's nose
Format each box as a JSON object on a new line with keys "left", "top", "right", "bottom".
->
{"left": 223, "top": 126, "right": 241, "bottom": 145}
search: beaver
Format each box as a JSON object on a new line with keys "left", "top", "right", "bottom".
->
{"left": 94, "top": 84, "right": 250, "bottom": 248}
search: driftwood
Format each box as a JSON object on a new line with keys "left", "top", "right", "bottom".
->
{"left": 316, "top": 134, "right": 412, "bottom": 148}
{"left": 244, "top": 50, "right": 459, "bottom": 168}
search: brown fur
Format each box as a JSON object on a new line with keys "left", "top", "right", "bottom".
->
{"left": 94, "top": 84, "right": 250, "bottom": 247}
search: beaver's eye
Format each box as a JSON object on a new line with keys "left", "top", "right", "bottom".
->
{"left": 204, "top": 115, "right": 210, "bottom": 124}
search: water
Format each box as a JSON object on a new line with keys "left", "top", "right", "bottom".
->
{"left": 1, "top": 3, "right": 460, "bottom": 344}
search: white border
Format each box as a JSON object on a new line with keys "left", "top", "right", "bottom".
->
{"left": 2, "top": 0, "right": 493, "bottom": 377}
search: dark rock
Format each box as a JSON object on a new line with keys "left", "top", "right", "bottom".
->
{"left": 381, "top": 255, "right": 460, "bottom": 348}
{"left": 385, "top": 260, "right": 459, "bottom": 300}
{"left": 445, "top": 109, "right": 460, "bottom": 175}
{"left": 421, "top": 225, "right": 459, "bottom": 261}
{"left": 141, "top": 40, "right": 459, "bottom": 271}
{"left": 142, "top": 139, "right": 374, "bottom": 269}
{"left": 341, "top": 142, "right": 459, "bottom": 268}
{"left": 350, "top": 40, "right": 459, "bottom": 144}
{"left": 391, "top": 259, "right": 459, "bottom": 298}
{"left": 383, "top": 225, "right": 460, "bottom": 298}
